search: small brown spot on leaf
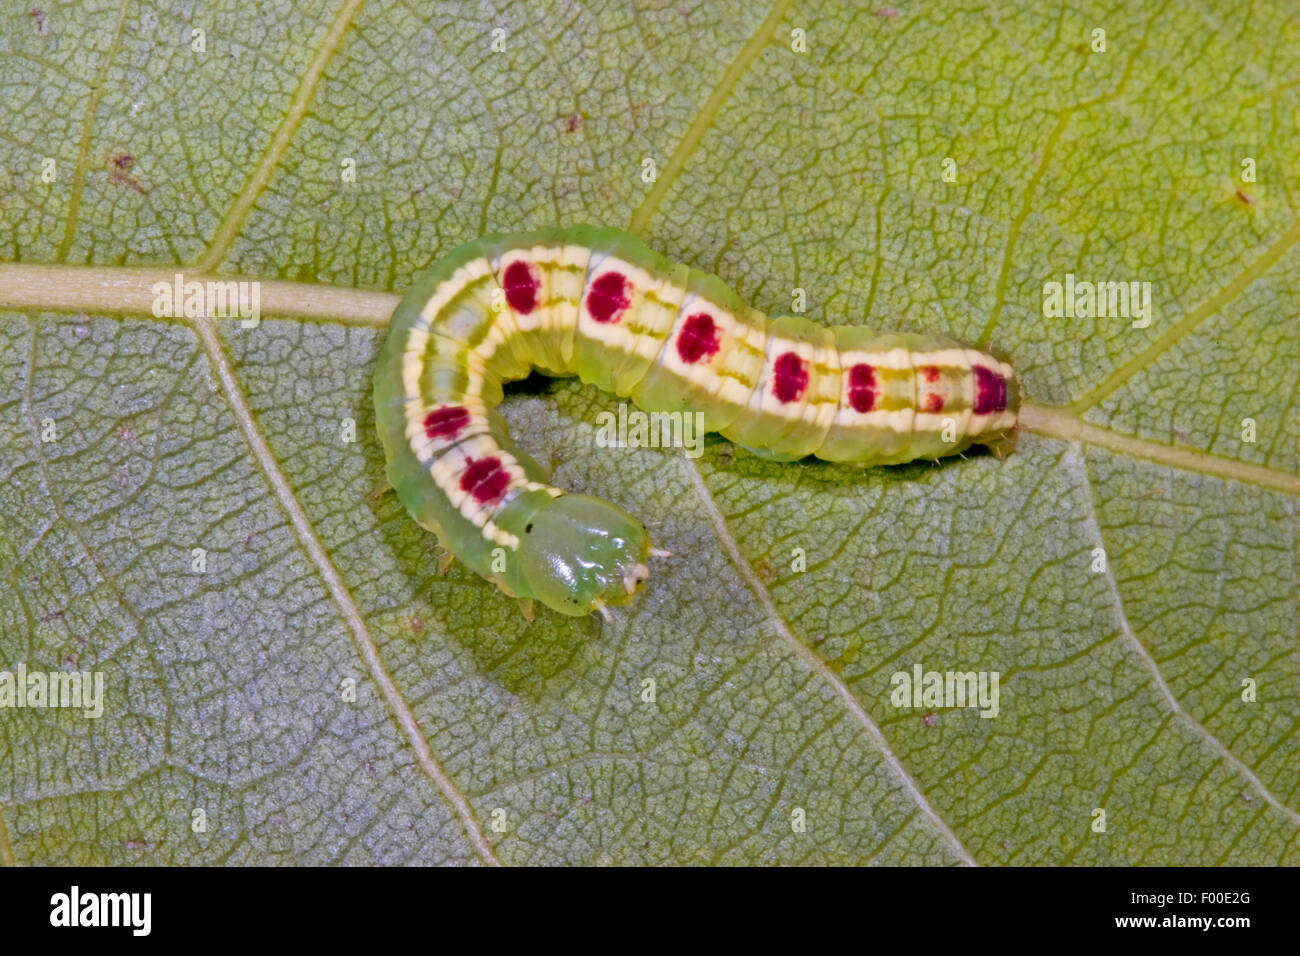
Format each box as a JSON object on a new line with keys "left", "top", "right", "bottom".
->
{"left": 107, "top": 152, "right": 147, "bottom": 194}
{"left": 565, "top": 113, "right": 582, "bottom": 132}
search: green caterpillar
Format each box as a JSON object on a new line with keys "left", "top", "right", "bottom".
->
{"left": 373, "top": 226, "right": 1019, "bottom": 619}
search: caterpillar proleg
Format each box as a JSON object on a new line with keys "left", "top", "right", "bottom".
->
{"left": 373, "top": 226, "right": 1019, "bottom": 618}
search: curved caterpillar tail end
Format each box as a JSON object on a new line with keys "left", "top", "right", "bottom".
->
{"left": 980, "top": 347, "right": 1022, "bottom": 461}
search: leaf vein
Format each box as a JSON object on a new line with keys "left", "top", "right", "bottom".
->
{"left": 55, "top": 0, "right": 132, "bottom": 263}
{"left": 1068, "top": 444, "right": 1300, "bottom": 825}
{"left": 1069, "top": 215, "right": 1300, "bottom": 413}
{"left": 626, "top": 0, "right": 796, "bottom": 235}
{"left": 681, "top": 458, "right": 979, "bottom": 865}
{"left": 189, "top": 316, "right": 502, "bottom": 865}
{"left": 195, "top": 0, "right": 369, "bottom": 272}
{"left": 0, "top": 807, "right": 15, "bottom": 866}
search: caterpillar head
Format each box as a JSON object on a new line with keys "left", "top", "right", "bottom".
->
{"left": 517, "top": 494, "right": 652, "bottom": 619}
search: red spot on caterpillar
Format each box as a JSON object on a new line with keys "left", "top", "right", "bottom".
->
{"left": 922, "top": 393, "right": 944, "bottom": 412}
{"left": 772, "top": 351, "right": 808, "bottom": 403}
{"left": 847, "top": 363, "right": 878, "bottom": 412}
{"left": 920, "top": 365, "right": 941, "bottom": 383}
{"left": 460, "top": 456, "right": 510, "bottom": 505}
{"left": 973, "top": 364, "right": 1008, "bottom": 414}
{"left": 503, "top": 261, "right": 539, "bottom": 314}
{"left": 586, "top": 272, "right": 630, "bottom": 323}
{"left": 424, "top": 405, "right": 470, "bottom": 440}
{"left": 677, "top": 313, "right": 720, "bottom": 364}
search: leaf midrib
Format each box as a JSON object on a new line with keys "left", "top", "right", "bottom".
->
{"left": 0, "top": 262, "right": 1294, "bottom": 495}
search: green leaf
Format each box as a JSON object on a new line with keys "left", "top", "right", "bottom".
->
{"left": 1, "top": 0, "right": 1296, "bottom": 865}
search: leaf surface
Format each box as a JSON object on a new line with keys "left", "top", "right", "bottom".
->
{"left": 0, "top": 0, "right": 1296, "bottom": 864}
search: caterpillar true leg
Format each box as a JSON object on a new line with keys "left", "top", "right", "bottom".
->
{"left": 373, "top": 226, "right": 1019, "bottom": 618}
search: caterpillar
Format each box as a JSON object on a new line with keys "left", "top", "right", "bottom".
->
{"left": 373, "top": 226, "right": 1019, "bottom": 619}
